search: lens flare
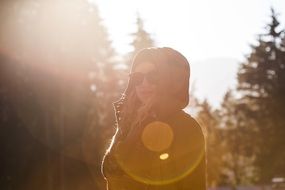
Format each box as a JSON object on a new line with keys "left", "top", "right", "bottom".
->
{"left": 114, "top": 121, "right": 205, "bottom": 185}
{"left": 159, "top": 153, "right": 169, "bottom": 160}
{"left": 141, "top": 121, "right": 173, "bottom": 152}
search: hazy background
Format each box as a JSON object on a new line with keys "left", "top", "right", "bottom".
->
{"left": 0, "top": 0, "right": 285, "bottom": 190}
{"left": 92, "top": 0, "right": 285, "bottom": 107}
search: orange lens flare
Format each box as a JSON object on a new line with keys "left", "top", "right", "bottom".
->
{"left": 141, "top": 121, "right": 174, "bottom": 152}
{"left": 114, "top": 121, "right": 205, "bottom": 185}
{"left": 159, "top": 153, "right": 169, "bottom": 160}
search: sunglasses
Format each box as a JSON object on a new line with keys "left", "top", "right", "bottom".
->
{"left": 129, "top": 71, "right": 158, "bottom": 86}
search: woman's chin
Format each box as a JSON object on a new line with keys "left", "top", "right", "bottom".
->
{"left": 138, "top": 95, "right": 153, "bottom": 104}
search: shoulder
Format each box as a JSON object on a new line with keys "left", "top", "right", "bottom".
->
{"left": 169, "top": 110, "right": 202, "bottom": 130}
{"left": 168, "top": 110, "right": 205, "bottom": 142}
{"left": 178, "top": 110, "right": 200, "bottom": 124}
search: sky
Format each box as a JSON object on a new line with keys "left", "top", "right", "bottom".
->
{"left": 90, "top": 0, "right": 285, "bottom": 108}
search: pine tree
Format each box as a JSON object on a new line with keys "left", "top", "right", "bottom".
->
{"left": 237, "top": 8, "right": 285, "bottom": 183}
{"left": 131, "top": 13, "right": 155, "bottom": 54}
{"left": 124, "top": 13, "right": 155, "bottom": 69}
{"left": 195, "top": 99, "right": 226, "bottom": 188}
{"left": 218, "top": 90, "right": 258, "bottom": 189}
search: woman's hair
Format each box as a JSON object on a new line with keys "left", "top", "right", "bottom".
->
{"left": 105, "top": 66, "right": 157, "bottom": 154}
{"left": 120, "top": 87, "right": 156, "bottom": 138}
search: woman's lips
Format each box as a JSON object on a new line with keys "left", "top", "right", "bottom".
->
{"left": 140, "top": 90, "right": 153, "bottom": 95}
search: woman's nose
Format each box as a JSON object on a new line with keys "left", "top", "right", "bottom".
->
{"left": 141, "top": 77, "right": 150, "bottom": 86}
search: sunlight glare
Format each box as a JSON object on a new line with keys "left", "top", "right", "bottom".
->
{"left": 159, "top": 153, "right": 169, "bottom": 160}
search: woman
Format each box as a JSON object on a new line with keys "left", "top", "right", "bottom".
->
{"left": 101, "top": 47, "right": 206, "bottom": 190}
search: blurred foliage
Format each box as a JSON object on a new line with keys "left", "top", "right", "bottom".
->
{"left": 195, "top": 100, "right": 226, "bottom": 187}
{"left": 237, "top": 8, "right": 285, "bottom": 184}
{"left": 0, "top": 0, "right": 121, "bottom": 189}
{"left": 195, "top": 8, "right": 285, "bottom": 189}
{"left": 124, "top": 13, "right": 155, "bottom": 70}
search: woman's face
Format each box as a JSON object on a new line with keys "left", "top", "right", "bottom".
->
{"left": 133, "top": 62, "right": 157, "bottom": 104}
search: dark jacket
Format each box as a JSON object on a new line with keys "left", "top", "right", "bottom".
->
{"left": 101, "top": 47, "right": 206, "bottom": 190}
{"left": 102, "top": 110, "right": 206, "bottom": 190}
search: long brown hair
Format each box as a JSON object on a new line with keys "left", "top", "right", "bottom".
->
{"left": 105, "top": 81, "right": 157, "bottom": 154}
